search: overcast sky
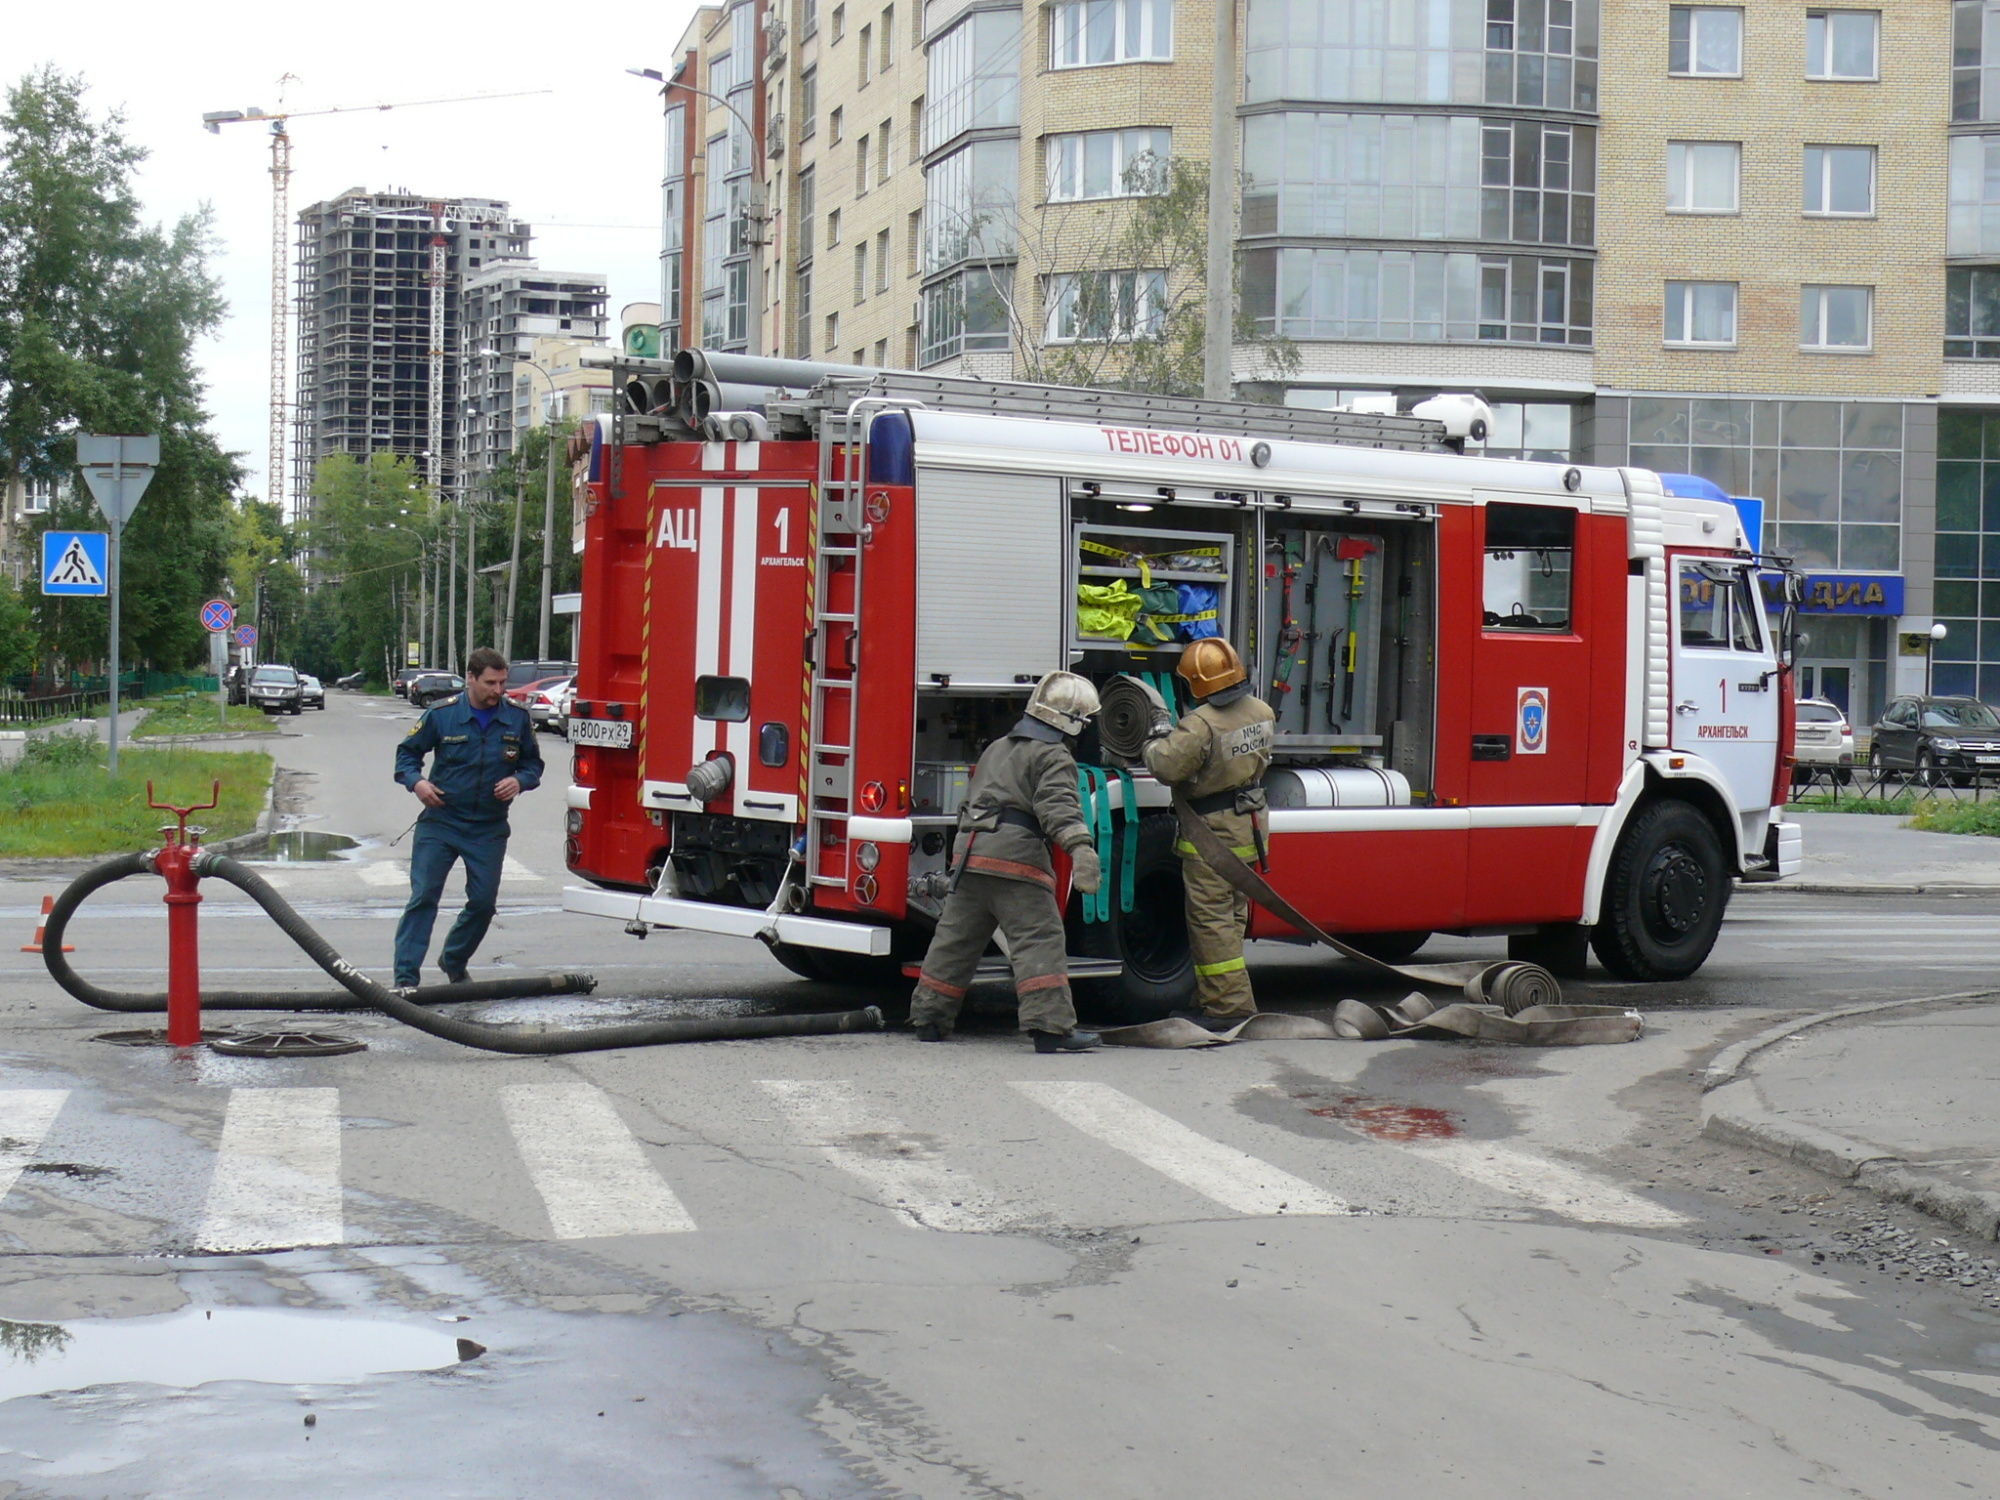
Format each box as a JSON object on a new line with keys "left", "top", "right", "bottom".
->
{"left": 10, "top": 0, "right": 697, "bottom": 503}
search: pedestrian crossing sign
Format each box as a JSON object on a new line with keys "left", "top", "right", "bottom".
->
{"left": 41, "top": 531, "right": 108, "bottom": 596}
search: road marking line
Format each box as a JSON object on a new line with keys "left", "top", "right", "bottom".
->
{"left": 355, "top": 861, "right": 407, "bottom": 888}
{"left": 500, "top": 1082, "right": 696, "bottom": 1238}
{"left": 1405, "top": 1140, "right": 1687, "bottom": 1227}
{"left": 759, "top": 1080, "right": 1019, "bottom": 1232}
{"left": 197, "top": 1088, "right": 343, "bottom": 1252}
{"left": 1014, "top": 1081, "right": 1349, "bottom": 1217}
{"left": 500, "top": 856, "right": 542, "bottom": 883}
{"left": 0, "top": 1092, "right": 70, "bottom": 1204}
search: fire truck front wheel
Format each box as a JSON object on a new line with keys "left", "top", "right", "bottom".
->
{"left": 1069, "top": 813, "right": 1197, "bottom": 1023}
{"left": 1590, "top": 798, "right": 1729, "bottom": 981}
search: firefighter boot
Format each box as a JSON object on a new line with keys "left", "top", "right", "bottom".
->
{"left": 1032, "top": 1029, "right": 1101, "bottom": 1053}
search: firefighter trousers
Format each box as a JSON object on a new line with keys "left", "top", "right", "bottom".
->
{"left": 909, "top": 871, "right": 1079, "bottom": 1036}
{"left": 1175, "top": 808, "right": 1259, "bottom": 1020}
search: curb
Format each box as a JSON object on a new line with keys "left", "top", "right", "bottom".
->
{"left": 1737, "top": 880, "right": 2000, "bottom": 896}
{"left": 1700, "top": 990, "right": 2000, "bottom": 1242}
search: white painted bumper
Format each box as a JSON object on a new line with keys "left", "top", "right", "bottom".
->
{"left": 561, "top": 886, "right": 893, "bottom": 955}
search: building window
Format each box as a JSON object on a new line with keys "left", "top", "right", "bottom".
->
{"left": 1246, "top": 0, "right": 1600, "bottom": 113}
{"left": 802, "top": 0, "right": 819, "bottom": 39}
{"left": 1930, "top": 409, "right": 2000, "bottom": 698}
{"left": 1467, "top": 402, "right": 1576, "bottom": 462}
{"left": 1801, "top": 284, "right": 1873, "bottom": 349}
{"left": 876, "top": 228, "right": 891, "bottom": 292}
{"left": 881, "top": 6, "right": 895, "bottom": 68}
{"left": 832, "top": 3, "right": 845, "bottom": 42}
{"left": 800, "top": 68, "right": 818, "bottom": 138}
{"left": 828, "top": 207, "right": 842, "bottom": 247}
{"left": 1243, "top": 246, "right": 1592, "bottom": 346}
{"left": 921, "top": 264, "right": 1013, "bottom": 363}
{"left": 1051, "top": 0, "right": 1172, "bottom": 68}
{"left": 22, "top": 477, "right": 53, "bottom": 514}
{"left": 1047, "top": 128, "right": 1170, "bottom": 201}
{"left": 879, "top": 121, "right": 893, "bottom": 181}
{"left": 1806, "top": 10, "right": 1878, "bottom": 79}
{"left": 855, "top": 241, "right": 868, "bottom": 301}
{"left": 1946, "top": 266, "right": 2000, "bottom": 358}
{"left": 1242, "top": 113, "right": 1595, "bottom": 247}
{"left": 796, "top": 265, "right": 814, "bottom": 356}
{"left": 857, "top": 133, "right": 871, "bottom": 193}
{"left": 926, "top": 9, "right": 1023, "bottom": 151}
{"left": 1803, "top": 145, "right": 1875, "bottom": 215}
{"left": 1666, "top": 140, "right": 1739, "bottom": 213}
{"left": 826, "top": 310, "right": 840, "bottom": 351}
{"left": 830, "top": 106, "right": 844, "bottom": 143}
{"left": 1956, "top": 1, "right": 2000, "bottom": 120}
{"left": 1631, "top": 396, "right": 1902, "bottom": 570}
{"left": 1948, "top": 134, "right": 2000, "bottom": 253}
{"left": 796, "top": 167, "right": 816, "bottom": 262}
{"left": 860, "top": 24, "right": 873, "bottom": 84}
{"left": 1664, "top": 280, "right": 1738, "bottom": 345}
{"left": 1669, "top": 6, "right": 1743, "bottom": 77}
{"left": 874, "top": 337, "right": 889, "bottom": 365}
{"left": 1046, "top": 270, "right": 1167, "bottom": 342}
{"left": 925, "top": 137, "right": 1019, "bottom": 270}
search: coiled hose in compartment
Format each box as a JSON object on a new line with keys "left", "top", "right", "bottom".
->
{"left": 41, "top": 851, "right": 884, "bottom": 1053}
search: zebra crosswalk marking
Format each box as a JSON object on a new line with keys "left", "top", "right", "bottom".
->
{"left": 759, "top": 1080, "right": 1022, "bottom": 1232}
{"left": 1015, "top": 1081, "right": 1350, "bottom": 1218}
{"left": 0, "top": 1091, "right": 70, "bottom": 1203}
{"left": 500, "top": 1082, "right": 697, "bottom": 1238}
{"left": 196, "top": 1088, "right": 343, "bottom": 1253}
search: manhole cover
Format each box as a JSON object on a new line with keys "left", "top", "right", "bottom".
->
{"left": 92, "top": 1028, "right": 239, "bottom": 1048}
{"left": 208, "top": 1031, "right": 366, "bottom": 1058}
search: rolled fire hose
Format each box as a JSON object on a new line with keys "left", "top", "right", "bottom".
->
{"left": 41, "top": 852, "right": 883, "bottom": 1054}
{"left": 1095, "top": 674, "right": 1561, "bottom": 1014}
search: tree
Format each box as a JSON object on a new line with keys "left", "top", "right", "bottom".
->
{"left": 938, "top": 155, "right": 1298, "bottom": 397}
{"left": 307, "top": 453, "right": 434, "bottom": 681}
{"left": 0, "top": 575, "right": 34, "bottom": 681}
{"left": 0, "top": 66, "right": 238, "bottom": 670}
{"left": 469, "top": 420, "right": 583, "bottom": 660}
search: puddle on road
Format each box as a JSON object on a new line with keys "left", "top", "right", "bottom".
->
{"left": 251, "top": 831, "right": 362, "bottom": 864}
{"left": 0, "top": 1309, "right": 461, "bottom": 1402}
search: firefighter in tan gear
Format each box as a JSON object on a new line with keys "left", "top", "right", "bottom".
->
{"left": 1143, "top": 638, "right": 1275, "bottom": 1028}
{"left": 910, "top": 672, "right": 1106, "bottom": 1053}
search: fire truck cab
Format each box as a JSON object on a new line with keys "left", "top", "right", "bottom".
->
{"left": 562, "top": 355, "right": 1802, "bottom": 1014}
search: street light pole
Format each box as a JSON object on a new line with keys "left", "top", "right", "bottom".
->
{"left": 1928, "top": 621, "right": 1949, "bottom": 696}
{"left": 1202, "top": 0, "right": 1238, "bottom": 402}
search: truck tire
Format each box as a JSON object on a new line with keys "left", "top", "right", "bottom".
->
{"left": 767, "top": 929, "right": 925, "bottom": 990}
{"left": 1071, "top": 812, "right": 1196, "bottom": 1024}
{"left": 1590, "top": 799, "right": 1730, "bottom": 981}
{"left": 1342, "top": 930, "right": 1432, "bottom": 965}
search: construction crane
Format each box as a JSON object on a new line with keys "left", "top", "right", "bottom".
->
{"left": 201, "top": 86, "right": 550, "bottom": 520}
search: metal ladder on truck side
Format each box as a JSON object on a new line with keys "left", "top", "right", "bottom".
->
{"left": 803, "top": 396, "right": 924, "bottom": 898}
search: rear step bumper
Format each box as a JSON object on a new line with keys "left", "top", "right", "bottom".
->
{"left": 563, "top": 886, "right": 894, "bottom": 955}
{"left": 899, "top": 958, "right": 1126, "bottom": 985}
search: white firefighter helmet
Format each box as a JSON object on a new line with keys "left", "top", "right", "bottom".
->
{"left": 1025, "top": 671, "right": 1101, "bottom": 738}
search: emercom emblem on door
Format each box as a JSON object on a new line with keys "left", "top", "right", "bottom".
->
{"left": 1516, "top": 687, "right": 1549, "bottom": 755}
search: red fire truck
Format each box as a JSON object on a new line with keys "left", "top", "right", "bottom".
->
{"left": 561, "top": 353, "right": 1802, "bottom": 1014}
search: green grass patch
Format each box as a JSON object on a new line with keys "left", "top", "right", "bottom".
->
{"left": 1908, "top": 800, "right": 2000, "bottom": 837}
{"left": 0, "top": 734, "right": 272, "bottom": 858}
{"left": 1789, "top": 793, "right": 1922, "bottom": 816}
{"left": 132, "top": 693, "right": 276, "bottom": 738}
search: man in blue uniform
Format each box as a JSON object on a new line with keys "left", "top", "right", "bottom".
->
{"left": 392, "top": 647, "right": 543, "bottom": 988}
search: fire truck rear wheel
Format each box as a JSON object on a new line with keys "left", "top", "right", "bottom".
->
{"left": 1590, "top": 798, "right": 1729, "bottom": 981}
{"left": 766, "top": 938, "right": 916, "bottom": 989}
{"left": 1069, "top": 813, "right": 1196, "bottom": 1024}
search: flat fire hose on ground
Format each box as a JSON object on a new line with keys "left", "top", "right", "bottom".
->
{"left": 41, "top": 851, "right": 883, "bottom": 1054}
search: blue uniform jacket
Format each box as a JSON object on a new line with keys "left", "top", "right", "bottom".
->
{"left": 394, "top": 695, "right": 543, "bottom": 828}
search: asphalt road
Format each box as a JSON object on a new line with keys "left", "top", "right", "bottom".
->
{"left": 0, "top": 691, "right": 1992, "bottom": 1498}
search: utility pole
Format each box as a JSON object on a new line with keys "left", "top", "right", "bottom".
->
{"left": 1203, "top": 0, "right": 1238, "bottom": 403}
{"left": 504, "top": 467, "right": 524, "bottom": 659}
{"left": 463, "top": 500, "right": 476, "bottom": 661}
{"left": 538, "top": 423, "right": 559, "bottom": 661}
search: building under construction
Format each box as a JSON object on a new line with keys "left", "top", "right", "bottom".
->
{"left": 459, "top": 262, "right": 610, "bottom": 495}
{"left": 291, "top": 189, "right": 531, "bottom": 514}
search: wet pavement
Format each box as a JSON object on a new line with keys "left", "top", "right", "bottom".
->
{"left": 0, "top": 692, "right": 1992, "bottom": 1496}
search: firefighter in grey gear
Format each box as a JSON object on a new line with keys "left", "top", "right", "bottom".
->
{"left": 910, "top": 672, "right": 1105, "bottom": 1053}
{"left": 1142, "top": 637, "right": 1275, "bottom": 1027}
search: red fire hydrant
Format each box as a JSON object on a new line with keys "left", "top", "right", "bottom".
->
{"left": 149, "top": 781, "right": 219, "bottom": 1048}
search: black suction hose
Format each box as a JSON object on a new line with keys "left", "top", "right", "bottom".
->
{"left": 41, "top": 851, "right": 884, "bottom": 1054}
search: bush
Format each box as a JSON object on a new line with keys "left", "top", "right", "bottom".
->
{"left": 21, "top": 731, "right": 98, "bottom": 772}
{"left": 1909, "top": 801, "right": 2000, "bottom": 837}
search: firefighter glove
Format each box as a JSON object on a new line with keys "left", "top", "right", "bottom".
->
{"left": 1148, "top": 706, "right": 1174, "bottom": 739}
{"left": 1070, "top": 843, "right": 1103, "bottom": 895}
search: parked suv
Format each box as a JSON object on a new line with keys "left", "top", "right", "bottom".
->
{"left": 407, "top": 672, "right": 465, "bottom": 709}
{"left": 247, "top": 664, "right": 304, "bottom": 715}
{"left": 1871, "top": 695, "right": 2000, "bottom": 784}
{"left": 1790, "top": 698, "right": 1854, "bottom": 784}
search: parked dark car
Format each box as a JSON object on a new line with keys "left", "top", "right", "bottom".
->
{"left": 393, "top": 668, "right": 432, "bottom": 698}
{"left": 247, "top": 664, "right": 304, "bottom": 715}
{"left": 224, "top": 663, "right": 248, "bottom": 706}
{"left": 1870, "top": 695, "right": 2000, "bottom": 784}
{"left": 335, "top": 671, "right": 367, "bottom": 690}
{"left": 299, "top": 673, "right": 326, "bottom": 710}
{"left": 506, "top": 659, "right": 576, "bottom": 691}
{"left": 407, "top": 672, "right": 465, "bottom": 710}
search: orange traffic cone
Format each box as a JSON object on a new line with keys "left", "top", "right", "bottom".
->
{"left": 21, "top": 895, "right": 73, "bottom": 954}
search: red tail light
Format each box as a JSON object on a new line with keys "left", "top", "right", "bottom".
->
{"left": 859, "top": 780, "right": 887, "bottom": 813}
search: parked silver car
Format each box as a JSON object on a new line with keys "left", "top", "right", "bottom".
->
{"left": 1792, "top": 697, "right": 1854, "bottom": 784}
{"left": 299, "top": 673, "right": 326, "bottom": 710}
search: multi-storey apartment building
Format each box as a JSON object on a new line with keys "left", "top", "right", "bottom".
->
{"left": 292, "top": 191, "right": 530, "bottom": 516}
{"left": 459, "top": 262, "right": 610, "bottom": 494}
{"left": 652, "top": 0, "right": 1996, "bottom": 725}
